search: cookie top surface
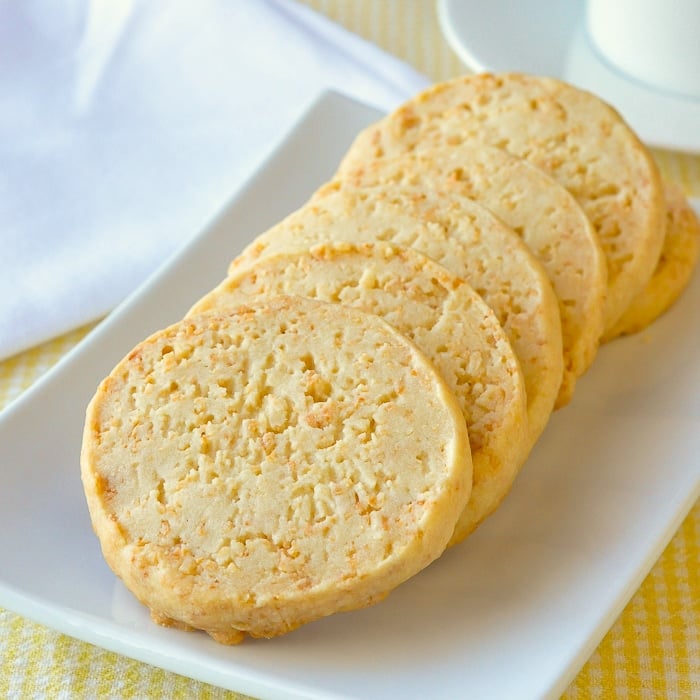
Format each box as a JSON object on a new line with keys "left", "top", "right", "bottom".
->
{"left": 335, "top": 144, "right": 607, "bottom": 407}
{"left": 231, "top": 186, "right": 561, "bottom": 444}
{"left": 203, "top": 241, "right": 530, "bottom": 542}
{"left": 81, "top": 296, "right": 471, "bottom": 643}
{"left": 605, "top": 183, "right": 700, "bottom": 340}
{"left": 340, "top": 72, "right": 665, "bottom": 331}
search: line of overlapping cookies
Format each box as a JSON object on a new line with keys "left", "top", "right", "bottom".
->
{"left": 81, "top": 73, "right": 700, "bottom": 644}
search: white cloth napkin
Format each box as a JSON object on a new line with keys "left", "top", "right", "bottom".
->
{"left": 0, "top": 0, "right": 429, "bottom": 361}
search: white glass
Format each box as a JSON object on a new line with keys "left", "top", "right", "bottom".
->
{"left": 587, "top": 0, "right": 700, "bottom": 99}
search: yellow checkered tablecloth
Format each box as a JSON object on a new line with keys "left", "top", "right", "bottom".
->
{"left": 1, "top": 2, "right": 698, "bottom": 698}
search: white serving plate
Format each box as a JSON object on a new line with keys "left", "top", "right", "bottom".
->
{"left": 0, "top": 91, "right": 698, "bottom": 700}
{"left": 437, "top": 0, "right": 700, "bottom": 154}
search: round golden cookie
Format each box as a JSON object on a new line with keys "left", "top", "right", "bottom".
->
{"left": 604, "top": 183, "right": 700, "bottom": 340}
{"left": 198, "top": 243, "right": 529, "bottom": 543}
{"left": 230, "top": 186, "right": 562, "bottom": 445}
{"left": 333, "top": 144, "right": 607, "bottom": 407}
{"left": 81, "top": 296, "right": 471, "bottom": 643}
{"left": 339, "top": 72, "right": 666, "bottom": 333}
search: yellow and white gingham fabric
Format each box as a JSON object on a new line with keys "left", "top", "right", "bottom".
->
{"left": 1, "top": 2, "right": 698, "bottom": 698}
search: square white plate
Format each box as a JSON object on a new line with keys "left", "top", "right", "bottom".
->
{"left": 0, "top": 91, "right": 698, "bottom": 700}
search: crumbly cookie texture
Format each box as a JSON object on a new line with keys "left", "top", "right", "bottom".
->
{"left": 82, "top": 71, "right": 684, "bottom": 646}
{"left": 604, "top": 183, "right": 700, "bottom": 340}
{"left": 333, "top": 144, "right": 607, "bottom": 408}
{"left": 196, "top": 242, "right": 528, "bottom": 543}
{"left": 81, "top": 296, "right": 471, "bottom": 643}
{"left": 230, "top": 186, "right": 561, "bottom": 445}
{"left": 339, "top": 72, "right": 666, "bottom": 333}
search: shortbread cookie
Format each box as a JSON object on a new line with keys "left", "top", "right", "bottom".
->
{"left": 81, "top": 296, "right": 471, "bottom": 643}
{"left": 339, "top": 72, "right": 666, "bottom": 332}
{"left": 605, "top": 183, "right": 700, "bottom": 340}
{"left": 332, "top": 143, "right": 607, "bottom": 407}
{"left": 195, "top": 243, "right": 528, "bottom": 543}
{"left": 230, "top": 187, "right": 562, "bottom": 444}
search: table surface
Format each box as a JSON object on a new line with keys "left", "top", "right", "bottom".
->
{"left": 1, "top": 2, "right": 698, "bottom": 698}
